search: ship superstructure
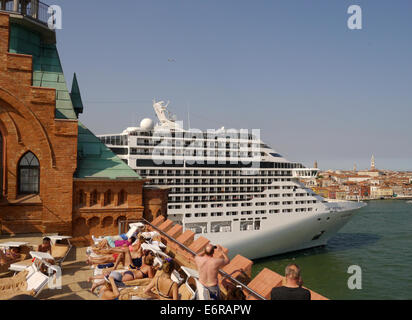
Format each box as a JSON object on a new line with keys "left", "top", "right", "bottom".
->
{"left": 98, "top": 101, "right": 366, "bottom": 259}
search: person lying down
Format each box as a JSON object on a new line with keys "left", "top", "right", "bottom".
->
{"left": 95, "top": 258, "right": 179, "bottom": 300}
{"left": 88, "top": 254, "right": 155, "bottom": 294}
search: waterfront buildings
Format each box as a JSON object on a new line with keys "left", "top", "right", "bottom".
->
{"left": 305, "top": 156, "right": 412, "bottom": 200}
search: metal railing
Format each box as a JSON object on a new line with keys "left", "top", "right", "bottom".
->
{"left": 1, "top": 1, "right": 50, "bottom": 25}
{"left": 119, "top": 218, "right": 266, "bottom": 300}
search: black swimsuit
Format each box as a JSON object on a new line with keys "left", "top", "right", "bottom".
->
{"left": 124, "top": 268, "right": 148, "bottom": 280}
{"left": 130, "top": 257, "right": 142, "bottom": 269}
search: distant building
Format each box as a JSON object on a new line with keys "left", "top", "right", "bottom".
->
{"left": 370, "top": 186, "right": 393, "bottom": 199}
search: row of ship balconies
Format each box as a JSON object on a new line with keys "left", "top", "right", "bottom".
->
{"left": 141, "top": 172, "right": 293, "bottom": 180}
{"left": 167, "top": 195, "right": 315, "bottom": 203}
{"left": 139, "top": 169, "right": 293, "bottom": 176}
{"left": 99, "top": 135, "right": 267, "bottom": 147}
{"left": 166, "top": 188, "right": 311, "bottom": 196}
{"left": 128, "top": 149, "right": 267, "bottom": 158}
{"left": 145, "top": 178, "right": 295, "bottom": 186}
{"left": 168, "top": 199, "right": 318, "bottom": 210}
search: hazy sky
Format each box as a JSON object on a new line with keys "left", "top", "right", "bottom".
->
{"left": 52, "top": 0, "right": 412, "bottom": 171}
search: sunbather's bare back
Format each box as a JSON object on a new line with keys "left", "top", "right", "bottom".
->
{"left": 195, "top": 245, "right": 230, "bottom": 287}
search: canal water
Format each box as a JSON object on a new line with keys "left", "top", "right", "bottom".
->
{"left": 252, "top": 200, "right": 412, "bottom": 299}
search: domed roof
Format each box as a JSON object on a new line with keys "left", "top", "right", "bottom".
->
{"left": 140, "top": 118, "right": 154, "bottom": 131}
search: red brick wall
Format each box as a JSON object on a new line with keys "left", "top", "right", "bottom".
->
{"left": 71, "top": 179, "right": 145, "bottom": 244}
{"left": 143, "top": 187, "right": 169, "bottom": 221}
{"left": 0, "top": 13, "right": 78, "bottom": 235}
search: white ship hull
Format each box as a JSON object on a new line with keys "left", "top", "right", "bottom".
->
{"left": 194, "top": 201, "right": 366, "bottom": 260}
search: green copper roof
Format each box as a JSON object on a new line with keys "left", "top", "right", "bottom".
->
{"left": 75, "top": 122, "right": 141, "bottom": 179}
{"left": 9, "top": 23, "right": 77, "bottom": 120}
{"left": 70, "top": 73, "right": 84, "bottom": 118}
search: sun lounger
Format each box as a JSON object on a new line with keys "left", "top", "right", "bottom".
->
{"left": 9, "top": 259, "right": 33, "bottom": 273}
{"left": 178, "top": 281, "right": 196, "bottom": 300}
{"left": 92, "top": 223, "right": 145, "bottom": 246}
{"left": 180, "top": 266, "right": 210, "bottom": 300}
{"left": 140, "top": 243, "right": 171, "bottom": 260}
{"left": 0, "top": 242, "right": 32, "bottom": 274}
{"left": 0, "top": 251, "right": 57, "bottom": 299}
{"left": 48, "top": 235, "right": 72, "bottom": 266}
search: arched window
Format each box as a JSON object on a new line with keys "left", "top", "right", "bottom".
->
{"left": 90, "top": 189, "right": 99, "bottom": 206}
{"left": 104, "top": 189, "right": 112, "bottom": 206}
{"left": 118, "top": 189, "right": 127, "bottom": 206}
{"left": 0, "top": 132, "right": 3, "bottom": 198}
{"left": 18, "top": 152, "right": 40, "bottom": 194}
{"left": 78, "top": 190, "right": 86, "bottom": 208}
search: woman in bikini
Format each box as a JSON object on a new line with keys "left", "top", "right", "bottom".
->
{"left": 86, "top": 236, "right": 136, "bottom": 266}
{"left": 89, "top": 254, "right": 155, "bottom": 294}
{"left": 121, "top": 254, "right": 155, "bottom": 282}
{"left": 112, "top": 235, "right": 146, "bottom": 270}
{"left": 143, "top": 259, "right": 179, "bottom": 300}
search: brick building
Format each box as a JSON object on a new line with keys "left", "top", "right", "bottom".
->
{"left": 0, "top": 5, "right": 168, "bottom": 243}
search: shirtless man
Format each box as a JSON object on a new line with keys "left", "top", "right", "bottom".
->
{"left": 38, "top": 237, "right": 52, "bottom": 254}
{"left": 194, "top": 244, "right": 229, "bottom": 300}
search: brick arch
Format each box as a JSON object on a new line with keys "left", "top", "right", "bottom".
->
{"left": 87, "top": 216, "right": 100, "bottom": 228}
{"left": 0, "top": 87, "right": 56, "bottom": 167}
{"left": 115, "top": 216, "right": 127, "bottom": 231}
{"left": 101, "top": 216, "right": 114, "bottom": 228}
{"left": 0, "top": 102, "right": 22, "bottom": 146}
{"left": 72, "top": 217, "right": 88, "bottom": 238}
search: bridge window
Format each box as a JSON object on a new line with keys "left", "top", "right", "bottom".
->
{"left": 18, "top": 152, "right": 40, "bottom": 194}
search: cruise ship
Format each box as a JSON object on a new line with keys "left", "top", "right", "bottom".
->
{"left": 98, "top": 100, "right": 366, "bottom": 259}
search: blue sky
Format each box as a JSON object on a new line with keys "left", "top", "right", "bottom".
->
{"left": 52, "top": 0, "right": 412, "bottom": 170}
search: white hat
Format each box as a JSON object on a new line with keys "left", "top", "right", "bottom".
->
{"left": 135, "top": 222, "right": 145, "bottom": 229}
{"left": 153, "top": 257, "right": 163, "bottom": 268}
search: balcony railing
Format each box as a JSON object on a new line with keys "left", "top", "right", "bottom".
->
{"left": 1, "top": 0, "right": 50, "bottom": 26}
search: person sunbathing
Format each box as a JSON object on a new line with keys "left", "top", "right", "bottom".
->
{"left": 112, "top": 235, "right": 147, "bottom": 270}
{"left": 0, "top": 247, "right": 21, "bottom": 266}
{"left": 99, "top": 276, "right": 120, "bottom": 300}
{"left": 89, "top": 254, "right": 155, "bottom": 293}
{"left": 93, "top": 226, "right": 145, "bottom": 250}
{"left": 86, "top": 236, "right": 136, "bottom": 266}
{"left": 143, "top": 259, "right": 178, "bottom": 300}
